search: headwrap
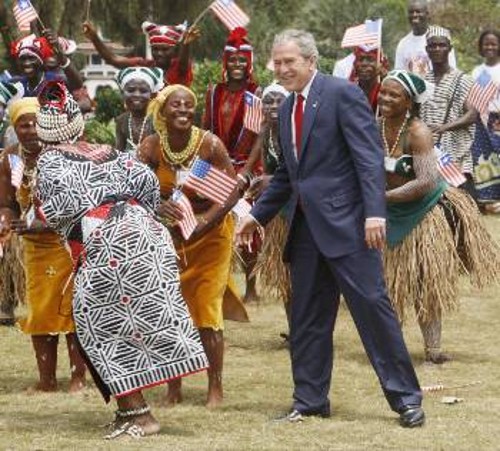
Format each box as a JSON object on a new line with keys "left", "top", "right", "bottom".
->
{"left": 262, "top": 83, "right": 289, "bottom": 100}
{"left": 351, "top": 44, "right": 389, "bottom": 81}
{"left": 426, "top": 25, "right": 452, "bottom": 42}
{"left": 36, "top": 81, "right": 85, "bottom": 144}
{"left": 149, "top": 84, "right": 197, "bottom": 135}
{"left": 11, "top": 35, "right": 77, "bottom": 63}
{"left": 383, "top": 70, "right": 433, "bottom": 104}
{"left": 116, "top": 67, "right": 164, "bottom": 93}
{"left": 0, "top": 81, "right": 23, "bottom": 106}
{"left": 141, "top": 21, "right": 186, "bottom": 46}
{"left": 8, "top": 97, "right": 39, "bottom": 125}
{"left": 222, "top": 27, "right": 253, "bottom": 82}
{"left": 11, "top": 34, "right": 43, "bottom": 63}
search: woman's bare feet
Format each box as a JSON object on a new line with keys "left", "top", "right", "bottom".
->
{"left": 206, "top": 385, "right": 223, "bottom": 409}
{"left": 68, "top": 375, "right": 86, "bottom": 393}
{"left": 163, "top": 379, "right": 183, "bottom": 407}
{"left": 26, "top": 380, "right": 58, "bottom": 394}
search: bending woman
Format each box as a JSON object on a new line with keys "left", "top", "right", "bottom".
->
{"left": 378, "top": 70, "right": 499, "bottom": 363}
{"left": 33, "top": 82, "right": 208, "bottom": 439}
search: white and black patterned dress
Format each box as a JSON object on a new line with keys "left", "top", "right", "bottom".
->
{"left": 35, "top": 144, "right": 208, "bottom": 400}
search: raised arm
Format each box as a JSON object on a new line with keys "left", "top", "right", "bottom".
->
{"left": 82, "top": 21, "right": 134, "bottom": 69}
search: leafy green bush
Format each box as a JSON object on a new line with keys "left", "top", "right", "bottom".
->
{"left": 93, "top": 86, "right": 124, "bottom": 124}
{"left": 84, "top": 118, "right": 116, "bottom": 145}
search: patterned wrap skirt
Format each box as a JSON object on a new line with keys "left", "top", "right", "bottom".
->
{"left": 73, "top": 202, "right": 208, "bottom": 398}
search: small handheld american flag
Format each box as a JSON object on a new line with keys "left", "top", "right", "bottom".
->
{"left": 209, "top": 0, "right": 250, "bottom": 31}
{"left": 341, "top": 19, "right": 382, "bottom": 48}
{"left": 243, "top": 91, "right": 263, "bottom": 134}
{"left": 183, "top": 158, "right": 237, "bottom": 206}
{"left": 467, "top": 70, "right": 498, "bottom": 123}
{"left": 171, "top": 190, "right": 197, "bottom": 240}
{"left": 435, "top": 146, "right": 466, "bottom": 187}
{"left": 13, "top": 0, "right": 38, "bottom": 32}
{"left": 8, "top": 154, "right": 24, "bottom": 189}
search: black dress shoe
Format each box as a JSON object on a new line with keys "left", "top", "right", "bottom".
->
{"left": 399, "top": 405, "right": 425, "bottom": 428}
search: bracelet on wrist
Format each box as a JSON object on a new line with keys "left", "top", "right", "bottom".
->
{"left": 60, "top": 58, "right": 71, "bottom": 69}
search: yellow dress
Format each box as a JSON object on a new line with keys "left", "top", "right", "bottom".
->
{"left": 16, "top": 180, "right": 75, "bottom": 335}
{"left": 156, "top": 153, "right": 248, "bottom": 330}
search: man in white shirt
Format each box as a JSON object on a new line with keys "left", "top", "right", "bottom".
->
{"left": 395, "top": 0, "right": 456, "bottom": 76}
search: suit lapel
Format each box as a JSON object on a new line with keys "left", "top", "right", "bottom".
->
{"left": 299, "top": 73, "right": 323, "bottom": 164}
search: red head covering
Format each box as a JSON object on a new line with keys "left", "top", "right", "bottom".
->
{"left": 12, "top": 34, "right": 78, "bottom": 62}
{"left": 141, "top": 21, "right": 186, "bottom": 46}
{"left": 222, "top": 27, "right": 253, "bottom": 82}
{"left": 350, "top": 44, "right": 388, "bottom": 81}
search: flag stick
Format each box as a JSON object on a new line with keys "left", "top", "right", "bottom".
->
{"left": 191, "top": 4, "right": 212, "bottom": 29}
{"left": 85, "top": 0, "right": 92, "bottom": 22}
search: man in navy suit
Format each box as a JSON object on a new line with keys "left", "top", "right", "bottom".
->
{"left": 236, "top": 29, "right": 424, "bottom": 427}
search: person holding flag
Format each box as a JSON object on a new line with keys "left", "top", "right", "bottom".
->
{"left": 0, "top": 97, "right": 87, "bottom": 393}
{"left": 202, "top": 26, "right": 262, "bottom": 304}
{"left": 470, "top": 30, "right": 500, "bottom": 213}
{"left": 82, "top": 19, "right": 198, "bottom": 87}
{"left": 378, "top": 69, "right": 500, "bottom": 364}
{"left": 139, "top": 84, "right": 247, "bottom": 409}
{"left": 420, "top": 26, "right": 478, "bottom": 198}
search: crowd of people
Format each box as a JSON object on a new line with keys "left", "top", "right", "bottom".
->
{"left": 0, "top": 0, "right": 499, "bottom": 440}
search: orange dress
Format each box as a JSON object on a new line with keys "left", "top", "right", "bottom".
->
{"left": 155, "top": 153, "right": 248, "bottom": 330}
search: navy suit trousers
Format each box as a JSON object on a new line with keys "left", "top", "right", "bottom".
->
{"left": 288, "top": 211, "right": 422, "bottom": 414}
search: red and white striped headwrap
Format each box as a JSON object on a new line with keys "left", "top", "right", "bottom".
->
{"left": 141, "top": 21, "right": 186, "bottom": 46}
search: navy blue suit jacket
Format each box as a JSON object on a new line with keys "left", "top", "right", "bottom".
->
{"left": 251, "top": 72, "right": 387, "bottom": 259}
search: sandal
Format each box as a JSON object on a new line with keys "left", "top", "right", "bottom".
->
{"left": 104, "top": 421, "right": 145, "bottom": 440}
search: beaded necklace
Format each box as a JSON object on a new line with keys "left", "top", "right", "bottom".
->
{"left": 381, "top": 117, "right": 408, "bottom": 157}
{"left": 127, "top": 113, "right": 148, "bottom": 149}
{"left": 160, "top": 126, "right": 203, "bottom": 167}
{"left": 267, "top": 128, "right": 279, "bottom": 163}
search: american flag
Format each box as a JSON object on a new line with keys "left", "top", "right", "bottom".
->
{"left": 232, "top": 197, "right": 252, "bottom": 219}
{"left": 436, "top": 149, "right": 466, "bottom": 187}
{"left": 341, "top": 19, "right": 382, "bottom": 48}
{"left": 171, "top": 190, "right": 197, "bottom": 240}
{"left": 467, "top": 70, "right": 498, "bottom": 120}
{"left": 13, "top": 0, "right": 38, "bottom": 32}
{"left": 209, "top": 0, "right": 250, "bottom": 31}
{"left": 183, "top": 158, "right": 237, "bottom": 206}
{"left": 243, "top": 91, "right": 263, "bottom": 134}
{"left": 8, "top": 154, "right": 24, "bottom": 189}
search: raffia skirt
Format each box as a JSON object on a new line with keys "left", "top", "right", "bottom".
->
{"left": 253, "top": 214, "right": 291, "bottom": 303}
{"left": 384, "top": 187, "right": 500, "bottom": 324}
{"left": 0, "top": 234, "right": 25, "bottom": 321}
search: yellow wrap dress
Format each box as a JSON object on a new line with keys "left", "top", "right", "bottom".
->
{"left": 155, "top": 153, "right": 248, "bottom": 330}
{"left": 16, "top": 176, "right": 75, "bottom": 334}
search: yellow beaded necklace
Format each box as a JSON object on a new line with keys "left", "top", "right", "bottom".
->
{"left": 161, "top": 126, "right": 204, "bottom": 166}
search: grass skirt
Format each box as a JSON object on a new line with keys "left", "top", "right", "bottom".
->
{"left": 0, "top": 235, "right": 25, "bottom": 319}
{"left": 253, "top": 215, "right": 291, "bottom": 303}
{"left": 384, "top": 187, "right": 499, "bottom": 323}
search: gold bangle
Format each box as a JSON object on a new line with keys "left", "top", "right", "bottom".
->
{"left": 196, "top": 215, "right": 208, "bottom": 226}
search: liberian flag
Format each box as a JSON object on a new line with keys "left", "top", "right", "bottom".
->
{"left": 13, "top": 0, "right": 38, "bottom": 32}
{"left": 171, "top": 190, "right": 197, "bottom": 240}
{"left": 341, "top": 19, "right": 382, "bottom": 48}
{"left": 436, "top": 149, "right": 466, "bottom": 187}
{"left": 467, "top": 70, "right": 498, "bottom": 123}
{"left": 243, "top": 91, "right": 263, "bottom": 134}
{"left": 209, "top": 0, "right": 250, "bottom": 31}
{"left": 232, "top": 197, "right": 252, "bottom": 219}
{"left": 183, "top": 158, "right": 237, "bottom": 206}
{"left": 8, "top": 154, "right": 24, "bottom": 189}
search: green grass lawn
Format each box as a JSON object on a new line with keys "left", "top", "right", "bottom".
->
{"left": 0, "top": 217, "right": 498, "bottom": 450}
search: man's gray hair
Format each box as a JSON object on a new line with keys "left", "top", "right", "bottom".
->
{"left": 273, "top": 29, "right": 319, "bottom": 60}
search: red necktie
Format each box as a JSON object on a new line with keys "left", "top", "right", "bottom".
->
{"left": 294, "top": 94, "right": 304, "bottom": 158}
